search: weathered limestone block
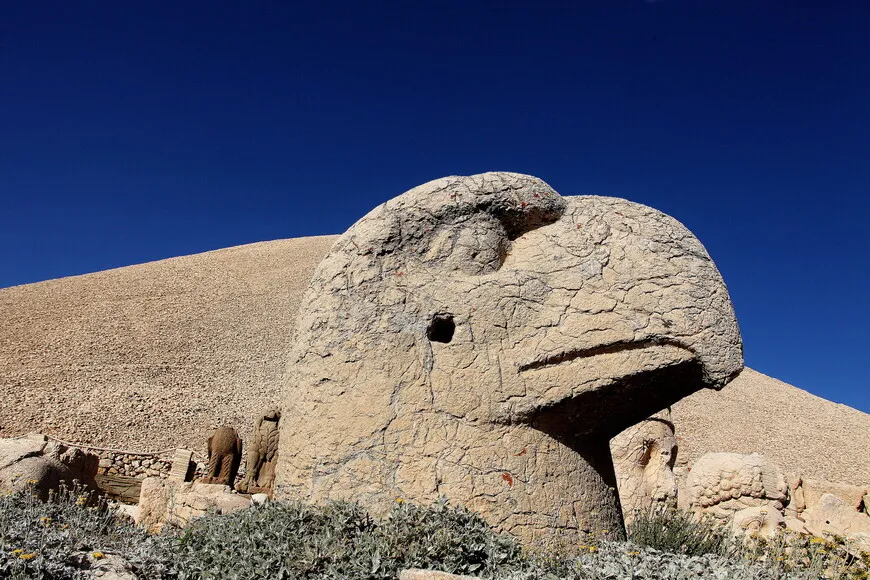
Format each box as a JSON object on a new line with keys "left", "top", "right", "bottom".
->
{"left": 784, "top": 515, "right": 808, "bottom": 535}
{"left": 169, "top": 449, "right": 195, "bottom": 481}
{"left": 276, "top": 172, "right": 743, "bottom": 542}
{"left": 237, "top": 409, "right": 280, "bottom": 494}
{"left": 685, "top": 452, "right": 788, "bottom": 521}
{"left": 0, "top": 435, "right": 99, "bottom": 499}
{"left": 611, "top": 409, "right": 677, "bottom": 523}
{"left": 730, "top": 506, "right": 785, "bottom": 538}
{"left": 802, "top": 493, "right": 870, "bottom": 539}
{"left": 136, "top": 477, "right": 250, "bottom": 532}
{"left": 800, "top": 478, "right": 867, "bottom": 513}
{"left": 68, "top": 552, "right": 138, "bottom": 580}
{"left": 199, "top": 427, "right": 242, "bottom": 488}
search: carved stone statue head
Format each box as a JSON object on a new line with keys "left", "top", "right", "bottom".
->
{"left": 276, "top": 172, "right": 742, "bottom": 542}
{"left": 611, "top": 410, "right": 678, "bottom": 523}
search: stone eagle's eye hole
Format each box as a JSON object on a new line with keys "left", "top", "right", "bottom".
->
{"left": 427, "top": 314, "right": 455, "bottom": 343}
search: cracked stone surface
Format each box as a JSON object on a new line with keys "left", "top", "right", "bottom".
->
{"left": 275, "top": 172, "right": 743, "bottom": 542}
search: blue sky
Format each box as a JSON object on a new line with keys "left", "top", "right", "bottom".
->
{"left": 2, "top": 1, "right": 868, "bottom": 412}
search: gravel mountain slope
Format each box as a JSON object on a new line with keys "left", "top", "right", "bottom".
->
{"left": 0, "top": 236, "right": 336, "bottom": 453}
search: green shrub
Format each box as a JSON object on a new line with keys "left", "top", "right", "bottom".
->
{"left": 626, "top": 505, "right": 870, "bottom": 578}
{"left": 1, "top": 484, "right": 524, "bottom": 579}
{"left": 627, "top": 506, "right": 734, "bottom": 557}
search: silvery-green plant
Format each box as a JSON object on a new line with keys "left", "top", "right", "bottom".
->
{"left": 627, "top": 505, "right": 734, "bottom": 557}
{"left": 163, "top": 498, "right": 524, "bottom": 579}
{"left": 2, "top": 483, "right": 867, "bottom": 579}
{"left": 0, "top": 481, "right": 167, "bottom": 579}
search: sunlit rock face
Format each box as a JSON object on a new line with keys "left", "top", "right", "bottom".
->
{"left": 275, "top": 172, "right": 743, "bottom": 543}
{"left": 611, "top": 409, "right": 678, "bottom": 524}
{"left": 685, "top": 452, "right": 789, "bottom": 521}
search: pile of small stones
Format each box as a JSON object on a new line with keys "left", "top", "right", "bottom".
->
{"left": 96, "top": 451, "right": 172, "bottom": 478}
{"left": 94, "top": 451, "right": 248, "bottom": 484}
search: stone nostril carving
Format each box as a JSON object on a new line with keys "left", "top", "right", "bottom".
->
{"left": 275, "top": 172, "right": 743, "bottom": 543}
{"left": 427, "top": 314, "right": 455, "bottom": 344}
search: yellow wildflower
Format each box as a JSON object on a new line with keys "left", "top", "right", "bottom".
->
{"left": 588, "top": 546, "right": 598, "bottom": 553}
{"left": 40, "top": 517, "right": 52, "bottom": 524}
{"left": 11, "top": 549, "right": 23, "bottom": 555}
{"left": 19, "top": 553, "right": 37, "bottom": 560}
{"left": 810, "top": 537, "right": 825, "bottom": 544}
{"left": 394, "top": 498, "right": 404, "bottom": 503}
{"left": 92, "top": 552, "right": 105, "bottom": 560}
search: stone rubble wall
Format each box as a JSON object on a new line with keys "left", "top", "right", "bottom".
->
{"left": 95, "top": 451, "right": 173, "bottom": 478}
{"left": 40, "top": 434, "right": 253, "bottom": 484}
{"left": 94, "top": 450, "right": 245, "bottom": 483}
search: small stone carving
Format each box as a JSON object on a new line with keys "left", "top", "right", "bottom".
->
{"left": 611, "top": 409, "right": 678, "bottom": 523}
{"left": 783, "top": 472, "right": 805, "bottom": 517}
{"left": 199, "top": 427, "right": 242, "bottom": 488}
{"left": 237, "top": 409, "right": 280, "bottom": 494}
{"left": 682, "top": 454, "right": 870, "bottom": 554}
{"left": 276, "top": 172, "right": 744, "bottom": 542}
{"left": 685, "top": 452, "right": 788, "bottom": 521}
{"left": 730, "top": 506, "right": 786, "bottom": 538}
